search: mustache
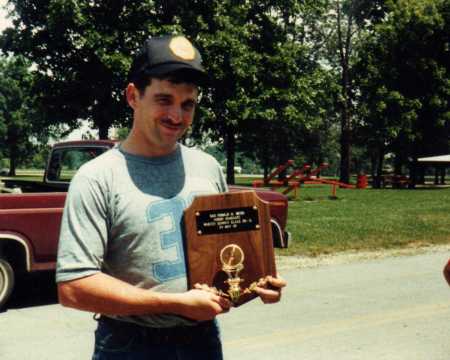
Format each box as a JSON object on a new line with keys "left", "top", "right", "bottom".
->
{"left": 160, "top": 118, "right": 183, "bottom": 128}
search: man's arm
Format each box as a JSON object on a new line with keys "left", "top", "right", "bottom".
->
{"left": 58, "top": 272, "right": 231, "bottom": 321}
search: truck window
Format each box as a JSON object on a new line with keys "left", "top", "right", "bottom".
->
{"left": 46, "top": 147, "right": 107, "bottom": 182}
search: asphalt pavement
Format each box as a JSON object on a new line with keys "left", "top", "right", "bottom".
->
{"left": 1, "top": 248, "right": 450, "bottom": 360}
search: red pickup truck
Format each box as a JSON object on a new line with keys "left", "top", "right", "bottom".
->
{"left": 0, "top": 140, "right": 290, "bottom": 308}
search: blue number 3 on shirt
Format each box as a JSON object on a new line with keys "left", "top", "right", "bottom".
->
{"left": 146, "top": 197, "right": 187, "bottom": 282}
{"left": 146, "top": 192, "right": 211, "bottom": 283}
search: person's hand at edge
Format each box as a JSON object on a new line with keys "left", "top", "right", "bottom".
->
{"left": 443, "top": 259, "right": 450, "bottom": 286}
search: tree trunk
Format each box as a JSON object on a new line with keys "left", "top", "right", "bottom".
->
{"left": 98, "top": 124, "right": 109, "bottom": 140}
{"left": 8, "top": 154, "right": 16, "bottom": 177}
{"left": 277, "top": 148, "right": 290, "bottom": 182}
{"left": 419, "top": 167, "right": 425, "bottom": 184}
{"left": 224, "top": 126, "right": 236, "bottom": 185}
{"left": 394, "top": 154, "right": 403, "bottom": 175}
{"left": 262, "top": 156, "right": 270, "bottom": 181}
{"left": 339, "top": 116, "right": 351, "bottom": 184}
{"left": 95, "top": 85, "right": 113, "bottom": 140}
{"left": 263, "top": 166, "right": 269, "bottom": 180}
{"left": 408, "top": 159, "right": 417, "bottom": 188}
{"left": 370, "top": 151, "right": 377, "bottom": 186}
{"left": 336, "top": 1, "right": 353, "bottom": 185}
{"left": 98, "top": 99, "right": 111, "bottom": 140}
{"left": 376, "top": 150, "right": 384, "bottom": 188}
{"left": 371, "top": 148, "right": 384, "bottom": 189}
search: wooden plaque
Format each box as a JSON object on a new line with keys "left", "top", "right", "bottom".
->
{"left": 184, "top": 190, "right": 276, "bottom": 306}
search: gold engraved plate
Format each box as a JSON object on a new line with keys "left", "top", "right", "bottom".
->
{"left": 169, "top": 36, "right": 196, "bottom": 60}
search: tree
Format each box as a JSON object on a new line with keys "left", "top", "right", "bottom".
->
{"left": 2, "top": 1, "right": 331, "bottom": 185}
{"left": 1, "top": 0, "right": 186, "bottom": 139}
{"left": 0, "top": 55, "right": 40, "bottom": 175}
{"left": 355, "top": 0, "right": 450, "bottom": 185}
{"left": 240, "top": 2, "right": 335, "bottom": 178}
{"left": 184, "top": 1, "right": 331, "bottom": 183}
{"left": 319, "top": 0, "right": 391, "bottom": 183}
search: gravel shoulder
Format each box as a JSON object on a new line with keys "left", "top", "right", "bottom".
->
{"left": 276, "top": 244, "right": 450, "bottom": 270}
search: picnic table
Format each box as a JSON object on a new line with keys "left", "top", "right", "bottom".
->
{"left": 376, "top": 174, "right": 411, "bottom": 188}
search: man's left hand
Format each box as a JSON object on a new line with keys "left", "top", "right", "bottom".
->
{"left": 253, "top": 275, "right": 287, "bottom": 304}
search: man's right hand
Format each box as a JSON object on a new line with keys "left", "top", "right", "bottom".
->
{"left": 58, "top": 273, "right": 231, "bottom": 319}
{"left": 176, "top": 289, "right": 232, "bottom": 321}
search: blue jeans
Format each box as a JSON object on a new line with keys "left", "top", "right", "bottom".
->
{"left": 92, "top": 317, "right": 223, "bottom": 360}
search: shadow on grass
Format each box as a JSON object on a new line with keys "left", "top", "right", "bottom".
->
{"left": 410, "top": 186, "right": 450, "bottom": 190}
{"left": 4, "top": 271, "right": 58, "bottom": 311}
{"left": 368, "top": 185, "right": 450, "bottom": 191}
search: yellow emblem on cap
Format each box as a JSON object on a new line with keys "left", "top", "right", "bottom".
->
{"left": 169, "top": 36, "right": 196, "bottom": 60}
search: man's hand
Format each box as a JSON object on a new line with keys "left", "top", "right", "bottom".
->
{"left": 253, "top": 275, "right": 287, "bottom": 304}
{"left": 443, "top": 259, "right": 450, "bottom": 286}
{"left": 177, "top": 289, "right": 232, "bottom": 321}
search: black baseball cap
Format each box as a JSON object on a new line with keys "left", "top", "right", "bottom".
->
{"left": 128, "top": 35, "right": 208, "bottom": 86}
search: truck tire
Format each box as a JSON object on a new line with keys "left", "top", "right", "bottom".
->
{"left": 0, "top": 258, "right": 14, "bottom": 308}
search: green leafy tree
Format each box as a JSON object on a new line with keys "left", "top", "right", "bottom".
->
{"left": 355, "top": 0, "right": 450, "bottom": 185}
{"left": 183, "top": 1, "right": 331, "bottom": 183}
{"left": 2, "top": 1, "right": 330, "bottom": 185}
{"left": 1, "top": 0, "right": 185, "bottom": 139}
{"left": 319, "top": 0, "right": 391, "bottom": 183}
{"left": 115, "top": 127, "right": 130, "bottom": 141}
{"left": 0, "top": 55, "right": 40, "bottom": 175}
{"left": 1, "top": 0, "right": 344, "bottom": 184}
{"left": 27, "top": 144, "right": 52, "bottom": 169}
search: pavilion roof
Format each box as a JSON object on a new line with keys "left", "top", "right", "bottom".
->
{"left": 417, "top": 155, "right": 450, "bottom": 163}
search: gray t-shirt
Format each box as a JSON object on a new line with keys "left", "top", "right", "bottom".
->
{"left": 56, "top": 144, "right": 227, "bottom": 327}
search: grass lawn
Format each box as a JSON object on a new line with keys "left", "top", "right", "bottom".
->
{"left": 1, "top": 169, "right": 44, "bottom": 182}
{"left": 4, "top": 172, "right": 450, "bottom": 258}
{"left": 280, "top": 185, "right": 450, "bottom": 257}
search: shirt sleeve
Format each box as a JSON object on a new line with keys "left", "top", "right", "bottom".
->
{"left": 55, "top": 172, "right": 109, "bottom": 283}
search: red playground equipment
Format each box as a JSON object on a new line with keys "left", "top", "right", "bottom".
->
{"left": 252, "top": 160, "right": 356, "bottom": 199}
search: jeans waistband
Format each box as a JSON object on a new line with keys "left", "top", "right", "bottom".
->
{"left": 98, "top": 316, "right": 218, "bottom": 345}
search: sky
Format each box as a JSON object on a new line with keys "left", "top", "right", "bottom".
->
{"left": 0, "top": 0, "right": 11, "bottom": 31}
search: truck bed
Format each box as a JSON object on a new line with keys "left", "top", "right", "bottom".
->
{"left": 0, "top": 192, "right": 67, "bottom": 210}
{"left": 0, "top": 193, "right": 66, "bottom": 268}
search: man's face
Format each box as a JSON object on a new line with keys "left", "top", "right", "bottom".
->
{"left": 127, "top": 78, "right": 198, "bottom": 156}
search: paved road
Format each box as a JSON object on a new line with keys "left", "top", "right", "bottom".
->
{"left": 1, "top": 249, "right": 450, "bottom": 360}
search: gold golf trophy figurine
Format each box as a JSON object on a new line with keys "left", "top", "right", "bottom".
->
{"left": 218, "top": 243, "right": 269, "bottom": 302}
{"left": 220, "top": 244, "right": 245, "bottom": 302}
{"left": 184, "top": 191, "right": 276, "bottom": 306}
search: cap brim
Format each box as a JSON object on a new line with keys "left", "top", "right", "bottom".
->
{"left": 147, "top": 63, "right": 210, "bottom": 86}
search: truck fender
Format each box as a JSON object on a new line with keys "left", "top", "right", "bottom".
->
{"left": 0, "top": 233, "right": 32, "bottom": 272}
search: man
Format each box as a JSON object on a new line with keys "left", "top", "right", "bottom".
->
{"left": 56, "top": 35, "right": 286, "bottom": 360}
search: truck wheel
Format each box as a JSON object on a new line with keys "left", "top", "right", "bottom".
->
{"left": 0, "top": 258, "right": 14, "bottom": 308}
